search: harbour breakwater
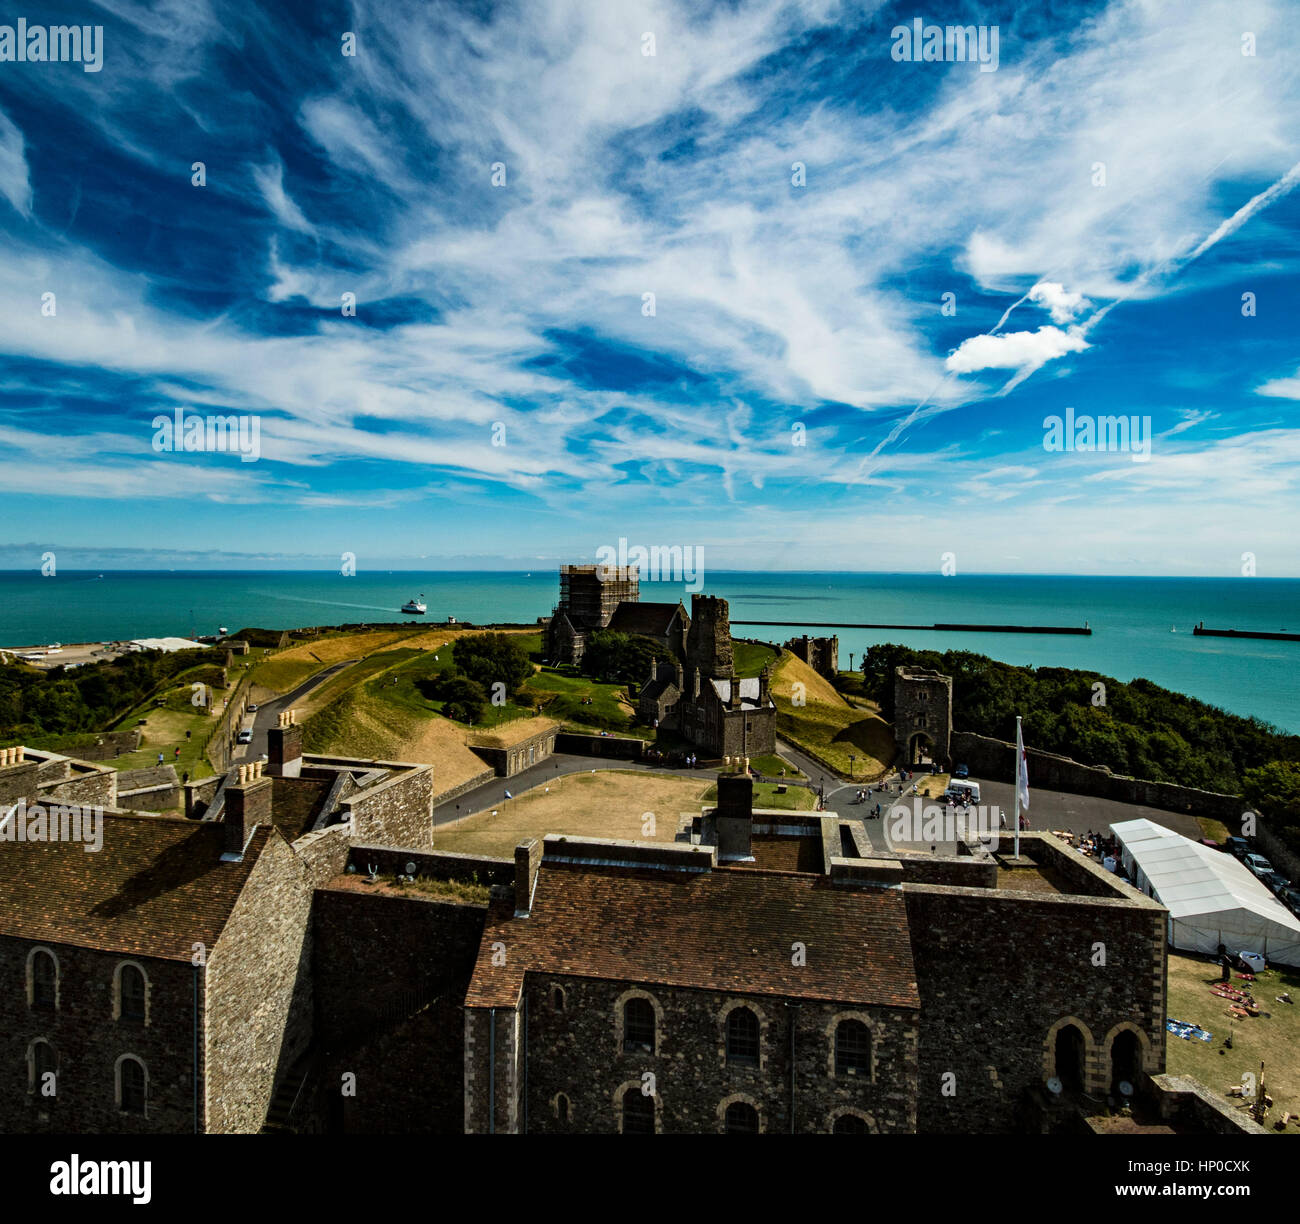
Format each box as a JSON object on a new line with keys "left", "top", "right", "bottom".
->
{"left": 731, "top": 620, "right": 1091, "bottom": 635}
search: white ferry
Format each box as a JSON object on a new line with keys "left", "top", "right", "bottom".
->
{"left": 401, "top": 596, "right": 427, "bottom": 615}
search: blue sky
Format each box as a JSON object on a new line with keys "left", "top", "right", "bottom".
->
{"left": 0, "top": 0, "right": 1298, "bottom": 574}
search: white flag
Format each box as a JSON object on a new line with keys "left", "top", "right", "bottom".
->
{"left": 1016, "top": 719, "right": 1030, "bottom": 811}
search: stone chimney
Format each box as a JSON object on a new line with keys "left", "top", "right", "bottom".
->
{"left": 715, "top": 774, "right": 754, "bottom": 862}
{"left": 758, "top": 664, "right": 771, "bottom": 706}
{"left": 0, "top": 746, "right": 38, "bottom": 811}
{"left": 224, "top": 761, "right": 273, "bottom": 857}
{"left": 267, "top": 709, "right": 303, "bottom": 778}
{"left": 515, "top": 838, "right": 542, "bottom": 916}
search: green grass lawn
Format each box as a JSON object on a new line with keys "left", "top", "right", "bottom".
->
{"left": 700, "top": 780, "right": 817, "bottom": 811}
{"left": 747, "top": 752, "right": 804, "bottom": 778}
{"left": 733, "top": 641, "right": 779, "bottom": 678}
{"left": 1165, "top": 951, "right": 1300, "bottom": 1133}
{"left": 523, "top": 668, "right": 635, "bottom": 733}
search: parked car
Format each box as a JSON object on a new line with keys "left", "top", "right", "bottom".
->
{"left": 1278, "top": 887, "right": 1300, "bottom": 919}
{"left": 1259, "top": 870, "right": 1291, "bottom": 895}
{"left": 1224, "top": 836, "right": 1251, "bottom": 859}
{"left": 237, "top": 729, "right": 253, "bottom": 744}
{"left": 953, "top": 763, "right": 970, "bottom": 779}
{"left": 247, "top": 703, "right": 259, "bottom": 712}
{"left": 1243, "top": 853, "right": 1274, "bottom": 880}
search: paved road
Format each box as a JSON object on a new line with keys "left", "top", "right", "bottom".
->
{"left": 231, "top": 661, "right": 356, "bottom": 763}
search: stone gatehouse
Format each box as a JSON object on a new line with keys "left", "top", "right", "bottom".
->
{"left": 894, "top": 666, "right": 952, "bottom": 768}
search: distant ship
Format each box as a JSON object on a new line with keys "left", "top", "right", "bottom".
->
{"left": 401, "top": 596, "right": 427, "bottom": 615}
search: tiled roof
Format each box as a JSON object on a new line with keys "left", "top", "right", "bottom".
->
{"left": 0, "top": 814, "right": 269, "bottom": 961}
{"left": 709, "top": 677, "right": 766, "bottom": 706}
{"left": 269, "top": 776, "right": 333, "bottom": 841}
{"left": 466, "top": 861, "right": 918, "bottom": 1010}
{"left": 607, "top": 601, "right": 684, "bottom": 637}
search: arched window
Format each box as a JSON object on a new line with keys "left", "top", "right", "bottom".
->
{"left": 622, "top": 1089, "right": 655, "bottom": 1134}
{"left": 28, "top": 1040, "right": 57, "bottom": 1096}
{"left": 833, "top": 1112, "right": 869, "bottom": 1134}
{"left": 551, "top": 985, "right": 565, "bottom": 1011}
{"left": 118, "top": 964, "right": 147, "bottom": 1023}
{"left": 726, "top": 1007, "right": 759, "bottom": 1067}
{"left": 724, "top": 1101, "right": 759, "bottom": 1133}
{"left": 554, "top": 1093, "right": 570, "bottom": 1123}
{"left": 623, "top": 997, "right": 655, "bottom": 1054}
{"left": 31, "top": 949, "right": 57, "bottom": 1010}
{"left": 834, "top": 1019, "right": 872, "bottom": 1077}
{"left": 118, "top": 1057, "right": 147, "bottom": 1115}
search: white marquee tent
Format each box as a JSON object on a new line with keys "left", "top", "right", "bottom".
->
{"left": 1112, "top": 819, "right": 1300, "bottom": 967}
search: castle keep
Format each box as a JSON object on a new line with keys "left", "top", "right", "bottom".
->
{"left": 636, "top": 594, "right": 776, "bottom": 759}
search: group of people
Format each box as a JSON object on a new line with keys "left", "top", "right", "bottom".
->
{"left": 1079, "top": 829, "right": 1118, "bottom": 859}
{"left": 641, "top": 746, "right": 699, "bottom": 769}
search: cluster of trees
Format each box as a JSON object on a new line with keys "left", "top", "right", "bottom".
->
{"left": 0, "top": 648, "right": 220, "bottom": 742}
{"left": 416, "top": 634, "right": 532, "bottom": 724}
{"left": 1242, "top": 760, "right": 1300, "bottom": 860}
{"left": 580, "top": 631, "right": 671, "bottom": 685}
{"left": 860, "top": 643, "right": 1300, "bottom": 797}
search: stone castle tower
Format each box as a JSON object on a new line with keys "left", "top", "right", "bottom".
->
{"left": 893, "top": 666, "right": 952, "bottom": 768}
{"left": 685, "top": 594, "right": 734, "bottom": 678}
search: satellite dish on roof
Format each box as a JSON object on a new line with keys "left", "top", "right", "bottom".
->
{"left": 1046, "top": 1077, "right": 1063, "bottom": 1096}
{"left": 1118, "top": 1080, "right": 1134, "bottom": 1097}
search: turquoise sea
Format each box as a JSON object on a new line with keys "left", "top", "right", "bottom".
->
{"left": 1, "top": 570, "right": 1298, "bottom": 732}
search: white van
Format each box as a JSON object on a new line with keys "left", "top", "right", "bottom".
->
{"left": 945, "top": 779, "right": 980, "bottom": 804}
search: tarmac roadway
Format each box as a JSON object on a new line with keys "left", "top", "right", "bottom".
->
{"left": 230, "top": 660, "right": 356, "bottom": 764}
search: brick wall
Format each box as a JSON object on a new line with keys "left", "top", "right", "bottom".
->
{"left": 342, "top": 766, "right": 434, "bottom": 848}
{"left": 472, "top": 976, "right": 917, "bottom": 1134}
{"left": 0, "top": 937, "right": 201, "bottom": 1134}
{"left": 205, "top": 830, "right": 316, "bottom": 1133}
{"left": 40, "top": 769, "right": 117, "bottom": 808}
{"left": 313, "top": 889, "right": 488, "bottom": 1132}
{"left": 555, "top": 732, "right": 646, "bottom": 759}
{"left": 904, "top": 872, "right": 1166, "bottom": 1133}
{"left": 469, "top": 726, "right": 558, "bottom": 777}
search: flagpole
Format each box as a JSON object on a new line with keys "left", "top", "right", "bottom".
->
{"left": 1013, "top": 715, "right": 1021, "bottom": 858}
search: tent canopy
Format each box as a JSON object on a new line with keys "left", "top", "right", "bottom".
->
{"left": 1112, "top": 818, "right": 1300, "bottom": 967}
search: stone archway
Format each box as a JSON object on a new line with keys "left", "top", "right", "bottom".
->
{"left": 1110, "top": 1029, "right": 1141, "bottom": 1093}
{"left": 907, "top": 732, "right": 933, "bottom": 767}
{"left": 1053, "top": 1024, "right": 1086, "bottom": 1092}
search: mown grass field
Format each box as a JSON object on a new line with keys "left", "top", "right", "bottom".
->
{"left": 1165, "top": 951, "right": 1300, "bottom": 1134}
{"left": 770, "top": 652, "right": 896, "bottom": 779}
{"left": 437, "top": 770, "right": 712, "bottom": 856}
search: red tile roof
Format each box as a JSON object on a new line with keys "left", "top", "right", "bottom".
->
{"left": 0, "top": 813, "right": 270, "bottom": 961}
{"left": 466, "top": 862, "right": 918, "bottom": 1010}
